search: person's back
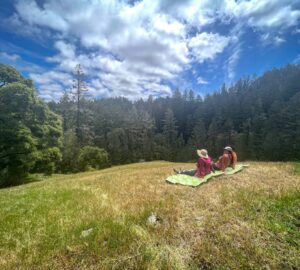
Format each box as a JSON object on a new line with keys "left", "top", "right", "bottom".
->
{"left": 230, "top": 151, "right": 237, "bottom": 169}
{"left": 215, "top": 153, "right": 230, "bottom": 171}
{"left": 213, "top": 146, "right": 236, "bottom": 171}
{"left": 195, "top": 156, "right": 212, "bottom": 178}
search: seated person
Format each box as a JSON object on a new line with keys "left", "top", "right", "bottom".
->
{"left": 174, "top": 149, "right": 213, "bottom": 178}
{"left": 195, "top": 149, "right": 213, "bottom": 177}
{"left": 213, "top": 146, "right": 237, "bottom": 171}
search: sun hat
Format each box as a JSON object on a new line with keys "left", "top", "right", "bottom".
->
{"left": 197, "top": 149, "right": 208, "bottom": 158}
{"left": 224, "top": 146, "right": 233, "bottom": 152}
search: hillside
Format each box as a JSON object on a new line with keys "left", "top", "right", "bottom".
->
{"left": 1, "top": 162, "right": 299, "bottom": 269}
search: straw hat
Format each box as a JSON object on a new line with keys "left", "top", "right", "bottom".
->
{"left": 197, "top": 149, "right": 208, "bottom": 158}
{"left": 224, "top": 146, "right": 233, "bottom": 152}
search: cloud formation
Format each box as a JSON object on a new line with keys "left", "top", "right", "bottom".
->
{"left": 4, "top": 0, "right": 300, "bottom": 100}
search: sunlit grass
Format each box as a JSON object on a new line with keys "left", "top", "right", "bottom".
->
{"left": 0, "top": 161, "right": 299, "bottom": 269}
{"left": 292, "top": 162, "right": 300, "bottom": 176}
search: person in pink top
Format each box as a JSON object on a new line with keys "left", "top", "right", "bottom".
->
{"left": 174, "top": 149, "right": 213, "bottom": 178}
{"left": 194, "top": 149, "right": 213, "bottom": 178}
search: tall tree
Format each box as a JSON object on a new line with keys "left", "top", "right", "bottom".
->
{"left": 70, "top": 64, "right": 88, "bottom": 144}
{"left": 0, "top": 68, "right": 62, "bottom": 186}
{"left": 162, "top": 109, "right": 178, "bottom": 161}
{"left": 189, "top": 118, "right": 207, "bottom": 149}
{"left": 58, "top": 91, "right": 75, "bottom": 132}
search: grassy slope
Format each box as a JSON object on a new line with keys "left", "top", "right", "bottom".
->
{"left": 0, "top": 161, "right": 299, "bottom": 270}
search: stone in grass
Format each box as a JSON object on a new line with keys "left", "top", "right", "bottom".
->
{"left": 147, "top": 213, "right": 161, "bottom": 225}
{"left": 80, "top": 228, "right": 93, "bottom": 238}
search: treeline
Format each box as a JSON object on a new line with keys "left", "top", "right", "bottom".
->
{"left": 50, "top": 64, "right": 300, "bottom": 165}
{"left": 1, "top": 63, "right": 300, "bottom": 186}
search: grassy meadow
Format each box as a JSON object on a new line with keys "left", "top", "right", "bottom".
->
{"left": 0, "top": 161, "right": 299, "bottom": 269}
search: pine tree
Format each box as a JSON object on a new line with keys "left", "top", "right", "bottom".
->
{"left": 107, "top": 128, "right": 128, "bottom": 164}
{"left": 188, "top": 90, "right": 195, "bottom": 102}
{"left": 70, "top": 64, "right": 88, "bottom": 144}
{"left": 58, "top": 91, "right": 75, "bottom": 132}
{"left": 162, "top": 109, "right": 178, "bottom": 161}
{"left": 189, "top": 118, "right": 207, "bottom": 150}
{"left": 206, "top": 119, "right": 219, "bottom": 158}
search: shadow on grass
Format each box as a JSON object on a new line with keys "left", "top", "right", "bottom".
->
{"left": 291, "top": 162, "right": 300, "bottom": 175}
{"left": 0, "top": 173, "right": 45, "bottom": 189}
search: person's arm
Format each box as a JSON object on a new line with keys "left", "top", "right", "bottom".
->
{"left": 219, "top": 155, "right": 229, "bottom": 171}
{"left": 219, "top": 156, "right": 225, "bottom": 171}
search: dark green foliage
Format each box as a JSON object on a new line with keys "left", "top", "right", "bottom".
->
{"left": 33, "top": 147, "right": 62, "bottom": 176}
{"left": 60, "top": 130, "right": 80, "bottom": 173}
{"left": 0, "top": 64, "right": 32, "bottom": 88}
{"left": 77, "top": 146, "right": 109, "bottom": 171}
{"left": 2, "top": 63, "right": 300, "bottom": 183}
{"left": 0, "top": 68, "right": 63, "bottom": 187}
{"left": 162, "top": 109, "right": 178, "bottom": 161}
{"left": 107, "top": 128, "right": 128, "bottom": 164}
{"left": 51, "top": 64, "right": 300, "bottom": 164}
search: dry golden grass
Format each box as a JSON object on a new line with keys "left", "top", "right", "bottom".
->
{"left": 0, "top": 161, "right": 299, "bottom": 269}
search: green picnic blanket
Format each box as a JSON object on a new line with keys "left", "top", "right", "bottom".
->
{"left": 166, "top": 164, "right": 248, "bottom": 187}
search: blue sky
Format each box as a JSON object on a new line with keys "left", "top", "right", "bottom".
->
{"left": 1, "top": 0, "right": 300, "bottom": 101}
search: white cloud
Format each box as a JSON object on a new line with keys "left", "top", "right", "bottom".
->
{"left": 155, "top": 0, "right": 237, "bottom": 27}
{"left": 260, "top": 33, "right": 286, "bottom": 46}
{"left": 233, "top": 0, "right": 300, "bottom": 29}
{"left": 293, "top": 54, "right": 300, "bottom": 64}
{"left": 29, "top": 71, "right": 74, "bottom": 100}
{"left": 38, "top": 84, "right": 65, "bottom": 101}
{"left": 189, "top": 32, "right": 230, "bottom": 63}
{"left": 273, "top": 36, "right": 286, "bottom": 46}
{"left": 197, "top": 77, "right": 209, "bottom": 85}
{"left": 4, "top": 0, "right": 300, "bottom": 100}
{"left": 226, "top": 47, "right": 241, "bottom": 82}
{"left": 292, "top": 28, "right": 300, "bottom": 34}
{"left": 30, "top": 71, "right": 72, "bottom": 87}
{"left": 15, "top": 0, "right": 69, "bottom": 32}
{"left": 0, "top": 52, "right": 20, "bottom": 62}
{"left": 0, "top": 52, "right": 44, "bottom": 73}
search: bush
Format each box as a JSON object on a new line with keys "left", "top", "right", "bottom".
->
{"left": 78, "top": 146, "right": 109, "bottom": 171}
{"left": 60, "top": 131, "right": 80, "bottom": 173}
{"left": 33, "top": 147, "right": 62, "bottom": 176}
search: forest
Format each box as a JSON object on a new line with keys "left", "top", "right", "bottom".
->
{"left": 1, "top": 63, "right": 300, "bottom": 187}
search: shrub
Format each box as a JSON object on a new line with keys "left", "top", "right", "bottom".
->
{"left": 78, "top": 146, "right": 109, "bottom": 171}
{"left": 33, "top": 147, "right": 62, "bottom": 176}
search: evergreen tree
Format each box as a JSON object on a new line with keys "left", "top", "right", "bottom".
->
{"left": 58, "top": 91, "right": 75, "bottom": 132}
{"left": 206, "top": 119, "right": 219, "bottom": 157}
{"left": 190, "top": 118, "right": 206, "bottom": 148}
{"left": 162, "top": 109, "right": 178, "bottom": 161}
{"left": 107, "top": 128, "right": 128, "bottom": 164}
{"left": 70, "top": 64, "right": 88, "bottom": 144}
{"left": 0, "top": 77, "right": 62, "bottom": 186}
{"left": 41, "top": 63, "right": 300, "bottom": 166}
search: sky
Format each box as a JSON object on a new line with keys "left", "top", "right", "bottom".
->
{"left": 0, "top": 0, "right": 300, "bottom": 101}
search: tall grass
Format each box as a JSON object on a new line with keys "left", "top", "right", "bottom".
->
{"left": 0, "top": 161, "right": 299, "bottom": 269}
